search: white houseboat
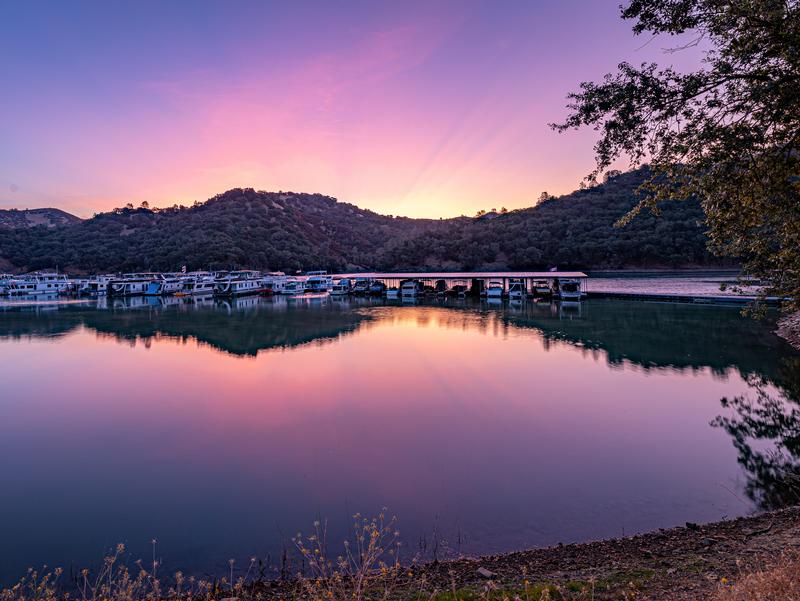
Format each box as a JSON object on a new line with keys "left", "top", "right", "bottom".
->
{"left": 109, "top": 274, "right": 160, "bottom": 296}
{"left": 77, "top": 275, "right": 113, "bottom": 296}
{"left": 6, "top": 272, "right": 71, "bottom": 295}
{"left": 305, "top": 271, "right": 333, "bottom": 293}
{"left": 214, "top": 271, "right": 263, "bottom": 297}
{"left": 331, "top": 278, "right": 352, "bottom": 295}
{"left": 145, "top": 275, "right": 185, "bottom": 296}
{"left": 261, "top": 272, "right": 288, "bottom": 295}
{"left": 281, "top": 279, "right": 306, "bottom": 295}
{"left": 181, "top": 272, "right": 217, "bottom": 295}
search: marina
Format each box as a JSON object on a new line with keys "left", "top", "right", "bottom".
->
{"left": 2, "top": 270, "right": 776, "bottom": 306}
{"left": 1, "top": 270, "right": 591, "bottom": 301}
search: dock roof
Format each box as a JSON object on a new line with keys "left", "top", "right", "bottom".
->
{"left": 333, "top": 271, "right": 588, "bottom": 279}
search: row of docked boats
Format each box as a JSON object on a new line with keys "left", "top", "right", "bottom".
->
{"left": 0, "top": 271, "right": 583, "bottom": 301}
{"left": 0, "top": 270, "right": 339, "bottom": 298}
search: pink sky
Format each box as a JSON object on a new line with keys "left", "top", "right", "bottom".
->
{"left": 0, "top": 1, "right": 703, "bottom": 218}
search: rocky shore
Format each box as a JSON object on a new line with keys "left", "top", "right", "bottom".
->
{"left": 776, "top": 310, "right": 800, "bottom": 351}
{"left": 252, "top": 506, "right": 800, "bottom": 600}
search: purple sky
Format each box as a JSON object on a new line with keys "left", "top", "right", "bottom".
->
{"left": 0, "top": 1, "right": 703, "bottom": 218}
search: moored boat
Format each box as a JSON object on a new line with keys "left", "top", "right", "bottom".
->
{"left": 400, "top": 279, "right": 422, "bottom": 299}
{"left": 352, "top": 278, "right": 373, "bottom": 296}
{"left": 261, "top": 272, "right": 287, "bottom": 296}
{"left": 213, "top": 270, "right": 263, "bottom": 297}
{"left": 5, "top": 272, "right": 71, "bottom": 296}
{"left": 555, "top": 278, "right": 583, "bottom": 300}
{"left": 532, "top": 279, "right": 552, "bottom": 298}
{"left": 305, "top": 271, "right": 333, "bottom": 293}
{"left": 109, "top": 274, "right": 160, "bottom": 296}
{"left": 508, "top": 279, "right": 527, "bottom": 301}
{"left": 182, "top": 272, "right": 217, "bottom": 295}
{"left": 368, "top": 281, "right": 386, "bottom": 297}
{"left": 281, "top": 279, "right": 306, "bottom": 295}
{"left": 331, "top": 278, "right": 352, "bottom": 295}
{"left": 484, "top": 280, "right": 504, "bottom": 299}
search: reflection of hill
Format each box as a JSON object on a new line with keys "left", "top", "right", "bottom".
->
{"left": 491, "top": 299, "right": 800, "bottom": 398}
{"left": 0, "top": 305, "right": 84, "bottom": 340}
{"left": 0, "top": 299, "right": 372, "bottom": 357}
{"left": 93, "top": 299, "right": 371, "bottom": 356}
{"left": 1, "top": 298, "right": 798, "bottom": 392}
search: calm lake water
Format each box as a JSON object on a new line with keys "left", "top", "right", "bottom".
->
{"left": 1, "top": 291, "right": 798, "bottom": 584}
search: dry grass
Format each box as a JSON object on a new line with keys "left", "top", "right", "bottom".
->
{"left": 713, "top": 554, "right": 800, "bottom": 601}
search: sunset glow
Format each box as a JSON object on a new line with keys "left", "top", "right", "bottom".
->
{"left": 0, "top": 1, "right": 702, "bottom": 218}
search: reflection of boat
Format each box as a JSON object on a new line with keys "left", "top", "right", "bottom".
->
{"left": 485, "top": 280, "right": 504, "bottom": 299}
{"left": 508, "top": 279, "right": 527, "bottom": 301}
{"left": 558, "top": 300, "right": 583, "bottom": 318}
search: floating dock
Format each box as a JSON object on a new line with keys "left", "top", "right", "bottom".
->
{"left": 333, "top": 271, "right": 588, "bottom": 292}
{"left": 586, "top": 291, "right": 782, "bottom": 306}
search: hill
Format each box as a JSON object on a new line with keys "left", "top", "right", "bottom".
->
{"left": 0, "top": 208, "right": 81, "bottom": 230}
{"left": 375, "top": 168, "right": 723, "bottom": 271}
{"left": 0, "top": 168, "right": 731, "bottom": 273}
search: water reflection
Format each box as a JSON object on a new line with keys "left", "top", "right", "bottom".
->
{"left": 713, "top": 379, "right": 800, "bottom": 510}
{"left": 0, "top": 296, "right": 798, "bottom": 583}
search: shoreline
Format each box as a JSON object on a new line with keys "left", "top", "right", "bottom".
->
{"left": 248, "top": 506, "right": 800, "bottom": 600}
{"left": 776, "top": 310, "right": 800, "bottom": 351}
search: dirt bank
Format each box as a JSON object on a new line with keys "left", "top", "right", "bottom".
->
{"left": 776, "top": 310, "right": 800, "bottom": 350}
{"left": 253, "top": 506, "right": 800, "bottom": 600}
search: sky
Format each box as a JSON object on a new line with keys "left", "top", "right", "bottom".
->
{"left": 0, "top": 1, "right": 703, "bottom": 219}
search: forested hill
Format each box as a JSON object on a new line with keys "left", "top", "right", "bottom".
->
{"left": 0, "top": 208, "right": 81, "bottom": 229}
{"left": 374, "top": 168, "right": 722, "bottom": 271}
{"left": 0, "top": 168, "right": 729, "bottom": 273}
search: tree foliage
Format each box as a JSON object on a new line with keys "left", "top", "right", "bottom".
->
{"left": 553, "top": 0, "right": 800, "bottom": 306}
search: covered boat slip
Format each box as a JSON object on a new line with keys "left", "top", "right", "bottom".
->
{"left": 332, "top": 271, "right": 588, "bottom": 294}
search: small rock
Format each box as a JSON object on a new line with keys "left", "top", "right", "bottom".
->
{"left": 667, "top": 568, "right": 677, "bottom": 575}
{"left": 221, "top": 598, "right": 239, "bottom": 601}
{"left": 477, "top": 567, "right": 495, "bottom": 579}
{"left": 699, "top": 537, "right": 717, "bottom": 547}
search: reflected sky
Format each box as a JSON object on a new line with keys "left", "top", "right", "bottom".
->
{"left": 0, "top": 298, "right": 797, "bottom": 583}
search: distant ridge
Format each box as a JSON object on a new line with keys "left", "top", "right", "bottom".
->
{"left": 0, "top": 208, "right": 82, "bottom": 229}
{"left": 0, "top": 168, "right": 732, "bottom": 273}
